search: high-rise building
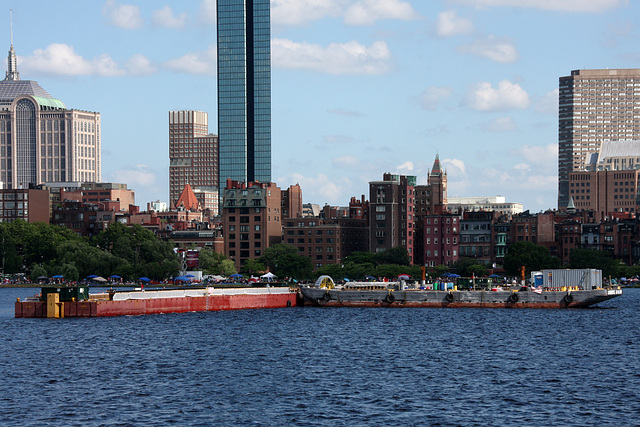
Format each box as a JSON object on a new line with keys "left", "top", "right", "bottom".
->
{"left": 558, "top": 69, "right": 640, "bottom": 208}
{"left": 168, "top": 110, "right": 219, "bottom": 213}
{"left": 217, "top": 0, "right": 271, "bottom": 185}
{"left": 222, "top": 179, "right": 282, "bottom": 270}
{"left": 0, "top": 42, "right": 101, "bottom": 188}
{"left": 369, "top": 173, "right": 416, "bottom": 259}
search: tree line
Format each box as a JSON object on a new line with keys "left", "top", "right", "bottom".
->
{"left": 1, "top": 220, "right": 633, "bottom": 283}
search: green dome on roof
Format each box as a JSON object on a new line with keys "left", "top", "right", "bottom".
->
{"left": 33, "top": 96, "right": 66, "bottom": 110}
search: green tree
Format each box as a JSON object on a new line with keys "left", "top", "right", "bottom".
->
{"left": 569, "top": 248, "right": 620, "bottom": 278}
{"left": 343, "top": 251, "right": 376, "bottom": 265}
{"left": 455, "top": 258, "right": 488, "bottom": 277}
{"left": 375, "top": 247, "right": 411, "bottom": 266}
{"left": 503, "top": 241, "right": 561, "bottom": 277}
{"left": 198, "top": 249, "right": 235, "bottom": 275}
{"left": 219, "top": 259, "right": 238, "bottom": 276}
{"left": 91, "top": 222, "right": 179, "bottom": 280}
{"left": 0, "top": 225, "right": 22, "bottom": 273}
{"left": 259, "top": 243, "right": 297, "bottom": 271}
{"left": 8, "top": 220, "right": 79, "bottom": 268}
{"left": 431, "top": 264, "right": 449, "bottom": 278}
{"left": 259, "top": 244, "right": 312, "bottom": 279}
{"left": 30, "top": 264, "right": 48, "bottom": 282}
{"left": 242, "top": 259, "right": 265, "bottom": 276}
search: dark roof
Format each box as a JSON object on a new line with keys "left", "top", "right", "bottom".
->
{"left": 0, "top": 79, "right": 53, "bottom": 100}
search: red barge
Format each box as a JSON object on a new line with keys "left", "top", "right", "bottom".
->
{"left": 15, "top": 286, "right": 298, "bottom": 318}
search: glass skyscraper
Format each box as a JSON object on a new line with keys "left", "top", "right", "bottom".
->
{"left": 217, "top": 0, "right": 271, "bottom": 185}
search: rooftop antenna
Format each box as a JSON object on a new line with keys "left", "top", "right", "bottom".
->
{"left": 5, "top": 9, "right": 19, "bottom": 81}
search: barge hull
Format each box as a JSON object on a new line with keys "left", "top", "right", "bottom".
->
{"left": 15, "top": 288, "right": 297, "bottom": 318}
{"left": 301, "top": 288, "right": 622, "bottom": 309}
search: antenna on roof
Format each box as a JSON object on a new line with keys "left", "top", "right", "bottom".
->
{"left": 5, "top": 9, "right": 19, "bottom": 81}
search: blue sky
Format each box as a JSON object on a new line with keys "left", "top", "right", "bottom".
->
{"left": 6, "top": 0, "right": 640, "bottom": 212}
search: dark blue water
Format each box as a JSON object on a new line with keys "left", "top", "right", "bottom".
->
{"left": 1, "top": 287, "right": 638, "bottom": 426}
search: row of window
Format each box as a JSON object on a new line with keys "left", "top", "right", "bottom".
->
{"left": 286, "top": 229, "right": 335, "bottom": 235}
{"left": 229, "top": 225, "right": 261, "bottom": 231}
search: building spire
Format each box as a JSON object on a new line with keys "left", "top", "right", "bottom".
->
{"left": 430, "top": 153, "right": 442, "bottom": 176}
{"left": 5, "top": 9, "right": 19, "bottom": 81}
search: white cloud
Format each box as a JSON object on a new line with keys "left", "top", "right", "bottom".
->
{"left": 458, "top": 36, "right": 518, "bottom": 63}
{"left": 328, "top": 108, "right": 364, "bottom": 117}
{"left": 464, "top": 80, "right": 530, "bottom": 111}
{"left": 333, "top": 155, "right": 361, "bottom": 168}
{"left": 480, "top": 116, "right": 518, "bottom": 132}
{"left": 163, "top": 45, "right": 217, "bottom": 75}
{"left": 102, "top": 0, "right": 143, "bottom": 29}
{"left": 20, "top": 43, "right": 125, "bottom": 76}
{"left": 435, "top": 10, "right": 475, "bottom": 37}
{"left": 344, "top": 0, "right": 420, "bottom": 26}
{"left": 397, "top": 161, "right": 415, "bottom": 173}
{"left": 417, "top": 86, "right": 454, "bottom": 110}
{"left": 281, "top": 172, "right": 348, "bottom": 203}
{"left": 478, "top": 166, "right": 557, "bottom": 193}
{"left": 511, "top": 144, "right": 558, "bottom": 166}
{"left": 513, "top": 163, "right": 531, "bottom": 171}
{"left": 110, "top": 164, "right": 157, "bottom": 188}
{"left": 125, "top": 54, "right": 157, "bottom": 76}
{"left": 272, "top": 38, "right": 393, "bottom": 75}
{"left": 323, "top": 135, "right": 356, "bottom": 144}
{"left": 152, "top": 6, "right": 187, "bottom": 29}
{"left": 199, "top": 0, "right": 217, "bottom": 24}
{"left": 450, "top": 0, "right": 626, "bottom": 13}
{"left": 271, "top": 0, "right": 419, "bottom": 26}
{"left": 535, "top": 89, "right": 559, "bottom": 114}
{"left": 442, "top": 158, "right": 466, "bottom": 175}
{"left": 271, "top": 0, "right": 342, "bottom": 26}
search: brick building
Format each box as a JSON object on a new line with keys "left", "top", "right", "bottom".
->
{"left": 0, "top": 188, "right": 49, "bottom": 223}
{"left": 369, "top": 173, "right": 415, "bottom": 259}
{"left": 423, "top": 213, "right": 459, "bottom": 267}
{"left": 222, "top": 179, "right": 283, "bottom": 270}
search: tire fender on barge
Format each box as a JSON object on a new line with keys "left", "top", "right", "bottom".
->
{"left": 508, "top": 292, "right": 519, "bottom": 304}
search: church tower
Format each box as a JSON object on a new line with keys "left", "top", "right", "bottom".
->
{"left": 428, "top": 154, "right": 447, "bottom": 214}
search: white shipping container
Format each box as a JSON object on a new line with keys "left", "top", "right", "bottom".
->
{"left": 541, "top": 269, "right": 602, "bottom": 290}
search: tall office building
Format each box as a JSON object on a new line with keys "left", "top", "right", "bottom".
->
{"left": 217, "top": 0, "right": 271, "bottom": 185}
{"left": 0, "top": 42, "right": 101, "bottom": 188}
{"left": 558, "top": 69, "right": 640, "bottom": 208}
{"left": 168, "top": 110, "right": 219, "bottom": 213}
{"left": 369, "top": 173, "right": 416, "bottom": 260}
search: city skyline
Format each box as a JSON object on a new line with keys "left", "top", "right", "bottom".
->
{"left": 8, "top": 1, "right": 640, "bottom": 212}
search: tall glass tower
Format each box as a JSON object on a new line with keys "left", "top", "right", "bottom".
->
{"left": 217, "top": 0, "right": 271, "bottom": 185}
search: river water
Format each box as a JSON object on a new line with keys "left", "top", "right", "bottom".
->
{"left": 1, "top": 287, "right": 638, "bottom": 426}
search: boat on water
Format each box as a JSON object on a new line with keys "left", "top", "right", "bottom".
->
{"left": 15, "top": 285, "right": 298, "bottom": 318}
{"left": 300, "top": 275, "right": 622, "bottom": 309}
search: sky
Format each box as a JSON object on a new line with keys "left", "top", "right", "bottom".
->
{"left": 5, "top": 0, "right": 640, "bottom": 212}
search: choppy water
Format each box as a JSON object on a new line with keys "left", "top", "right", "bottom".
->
{"left": 1, "top": 287, "right": 638, "bottom": 426}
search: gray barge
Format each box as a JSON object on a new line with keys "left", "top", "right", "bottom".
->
{"left": 301, "top": 275, "right": 622, "bottom": 308}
